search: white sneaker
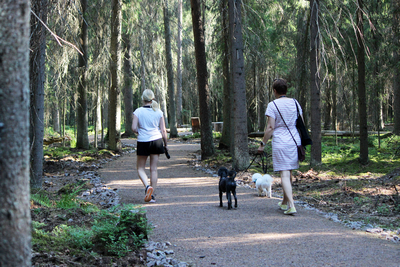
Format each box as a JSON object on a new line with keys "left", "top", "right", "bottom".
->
{"left": 144, "top": 186, "right": 153, "bottom": 202}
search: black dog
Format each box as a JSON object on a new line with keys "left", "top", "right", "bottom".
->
{"left": 218, "top": 167, "right": 238, "bottom": 209}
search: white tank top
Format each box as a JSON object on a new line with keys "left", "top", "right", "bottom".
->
{"left": 133, "top": 107, "right": 163, "bottom": 142}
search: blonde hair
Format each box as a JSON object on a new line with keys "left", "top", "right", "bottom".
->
{"left": 141, "top": 89, "right": 160, "bottom": 111}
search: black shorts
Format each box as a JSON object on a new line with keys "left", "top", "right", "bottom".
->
{"left": 137, "top": 139, "right": 165, "bottom": 156}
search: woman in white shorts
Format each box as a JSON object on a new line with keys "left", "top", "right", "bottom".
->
{"left": 132, "top": 89, "right": 168, "bottom": 203}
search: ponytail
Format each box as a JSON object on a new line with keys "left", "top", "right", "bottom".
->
{"left": 150, "top": 100, "right": 160, "bottom": 111}
{"left": 141, "top": 89, "right": 160, "bottom": 111}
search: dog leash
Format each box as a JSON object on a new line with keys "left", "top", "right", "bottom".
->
{"left": 237, "top": 151, "right": 269, "bottom": 179}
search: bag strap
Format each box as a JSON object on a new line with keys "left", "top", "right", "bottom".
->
{"left": 272, "top": 100, "right": 298, "bottom": 147}
{"left": 294, "top": 99, "right": 307, "bottom": 127}
{"left": 294, "top": 99, "right": 300, "bottom": 117}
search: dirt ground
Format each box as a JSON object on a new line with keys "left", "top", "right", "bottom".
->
{"left": 99, "top": 139, "right": 400, "bottom": 267}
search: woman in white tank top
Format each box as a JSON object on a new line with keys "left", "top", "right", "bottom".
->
{"left": 132, "top": 89, "right": 168, "bottom": 203}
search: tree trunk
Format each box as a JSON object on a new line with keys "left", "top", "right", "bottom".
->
{"left": 393, "top": 0, "right": 400, "bottom": 135}
{"left": 257, "top": 69, "right": 266, "bottom": 133}
{"left": 52, "top": 72, "right": 60, "bottom": 133}
{"left": 310, "top": 0, "right": 321, "bottom": 165}
{"left": 76, "top": 0, "right": 89, "bottom": 149}
{"left": 139, "top": 13, "right": 146, "bottom": 93}
{"left": 53, "top": 93, "right": 60, "bottom": 133}
{"left": 370, "top": 1, "right": 384, "bottom": 132}
{"left": 323, "top": 83, "right": 332, "bottom": 130}
{"left": 93, "top": 74, "right": 102, "bottom": 148}
{"left": 296, "top": 9, "right": 310, "bottom": 126}
{"left": 176, "top": 0, "right": 183, "bottom": 126}
{"left": 219, "top": 0, "right": 232, "bottom": 149}
{"left": 333, "top": 58, "right": 338, "bottom": 133}
{"left": 190, "top": 0, "right": 215, "bottom": 159}
{"left": 101, "top": 90, "right": 107, "bottom": 148}
{"left": 357, "top": 0, "right": 368, "bottom": 164}
{"left": 30, "top": 0, "right": 47, "bottom": 188}
{"left": 159, "top": 70, "right": 169, "bottom": 127}
{"left": 0, "top": 1, "right": 32, "bottom": 265}
{"left": 109, "top": 0, "right": 122, "bottom": 151}
{"left": 164, "top": 0, "right": 178, "bottom": 138}
{"left": 372, "top": 45, "right": 384, "bottom": 131}
{"left": 122, "top": 32, "right": 134, "bottom": 137}
{"left": 229, "top": 0, "right": 249, "bottom": 170}
{"left": 62, "top": 97, "right": 66, "bottom": 146}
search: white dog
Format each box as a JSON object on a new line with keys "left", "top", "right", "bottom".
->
{"left": 252, "top": 173, "right": 274, "bottom": 198}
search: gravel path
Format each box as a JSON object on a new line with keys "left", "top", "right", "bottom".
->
{"left": 100, "top": 139, "right": 400, "bottom": 267}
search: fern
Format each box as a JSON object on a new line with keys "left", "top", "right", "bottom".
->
{"left": 31, "top": 193, "right": 54, "bottom": 208}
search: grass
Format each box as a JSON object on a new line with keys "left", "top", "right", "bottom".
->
{"left": 32, "top": 205, "right": 149, "bottom": 257}
{"left": 44, "top": 146, "right": 72, "bottom": 159}
{"left": 31, "top": 181, "right": 151, "bottom": 258}
{"left": 32, "top": 143, "right": 151, "bottom": 263}
{"left": 299, "top": 135, "right": 400, "bottom": 177}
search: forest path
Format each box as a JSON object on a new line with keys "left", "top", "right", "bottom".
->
{"left": 100, "top": 139, "right": 399, "bottom": 267}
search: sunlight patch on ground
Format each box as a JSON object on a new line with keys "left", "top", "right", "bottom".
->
{"left": 157, "top": 177, "right": 216, "bottom": 186}
{"left": 105, "top": 176, "right": 214, "bottom": 186}
{"left": 106, "top": 180, "right": 142, "bottom": 186}
{"left": 177, "top": 232, "right": 345, "bottom": 247}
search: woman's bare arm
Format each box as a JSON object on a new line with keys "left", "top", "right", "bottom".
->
{"left": 159, "top": 117, "right": 168, "bottom": 150}
{"left": 132, "top": 114, "right": 139, "bottom": 134}
{"left": 257, "top": 116, "right": 275, "bottom": 153}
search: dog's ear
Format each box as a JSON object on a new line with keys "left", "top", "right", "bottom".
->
{"left": 218, "top": 167, "right": 228, "bottom": 177}
{"left": 228, "top": 170, "right": 236, "bottom": 179}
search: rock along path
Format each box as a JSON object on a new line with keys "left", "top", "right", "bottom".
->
{"left": 100, "top": 139, "right": 400, "bottom": 267}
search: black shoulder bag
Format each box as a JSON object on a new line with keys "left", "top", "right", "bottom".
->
{"left": 273, "top": 100, "right": 306, "bottom": 162}
{"left": 294, "top": 99, "right": 312, "bottom": 147}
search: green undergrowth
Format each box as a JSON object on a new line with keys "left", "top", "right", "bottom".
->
{"left": 44, "top": 146, "right": 120, "bottom": 162}
{"left": 304, "top": 134, "right": 400, "bottom": 178}
{"left": 181, "top": 131, "right": 221, "bottom": 141}
{"left": 31, "top": 182, "right": 151, "bottom": 258}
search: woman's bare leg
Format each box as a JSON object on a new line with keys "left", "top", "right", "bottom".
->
{"left": 280, "top": 170, "right": 295, "bottom": 209}
{"left": 137, "top": 155, "right": 149, "bottom": 187}
{"left": 281, "top": 171, "right": 292, "bottom": 205}
{"left": 149, "top": 154, "right": 159, "bottom": 188}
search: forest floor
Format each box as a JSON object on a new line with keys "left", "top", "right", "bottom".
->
{"left": 31, "top": 136, "right": 400, "bottom": 266}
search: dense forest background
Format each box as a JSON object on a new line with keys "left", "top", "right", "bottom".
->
{"left": 41, "top": 0, "right": 399, "bottom": 131}
{"left": 31, "top": 0, "right": 400, "bottom": 180}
